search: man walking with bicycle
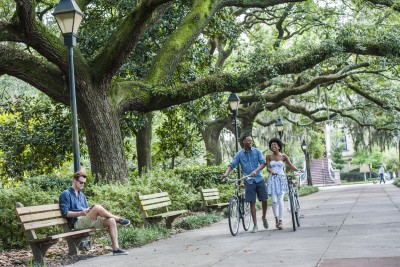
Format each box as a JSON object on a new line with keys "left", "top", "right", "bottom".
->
{"left": 223, "top": 134, "right": 268, "bottom": 233}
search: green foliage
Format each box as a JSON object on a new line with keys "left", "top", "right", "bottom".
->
{"left": 393, "top": 178, "right": 400, "bottom": 187}
{"left": 330, "top": 128, "right": 346, "bottom": 171}
{"left": 154, "top": 107, "right": 202, "bottom": 169}
{"left": 351, "top": 149, "right": 383, "bottom": 170}
{"left": 298, "top": 185, "right": 319, "bottom": 196}
{"left": 21, "top": 174, "right": 71, "bottom": 192}
{"left": 0, "top": 184, "right": 60, "bottom": 250}
{"left": 174, "top": 212, "right": 222, "bottom": 230}
{"left": 112, "top": 225, "right": 172, "bottom": 249}
{"left": 172, "top": 165, "right": 227, "bottom": 188}
{"left": 0, "top": 94, "right": 74, "bottom": 184}
{"left": 340, "top": 172, "right": 378, "bottom": 182}
{"left": 1, "top": 167, "right": 320, "bottom": 251}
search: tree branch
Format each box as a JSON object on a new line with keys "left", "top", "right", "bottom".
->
{"left": 91, "top": 0, "right": 172, "bottom": 85}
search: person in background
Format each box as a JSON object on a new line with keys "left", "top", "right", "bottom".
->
{"left": 378, "top": 165, "right": 385, "bottom": 184}
{"left": 223, "top": 134, "right": 268, "bottom": 233}
{"left": 59, "top": 169, "right": 131, "bottom": 256}
{"left": 266, "top": 138, "right": 302, "bottom": 230}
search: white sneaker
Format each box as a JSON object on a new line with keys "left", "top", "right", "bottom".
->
{"left": 251, "top": 225, "right": 258, "bottom": 233}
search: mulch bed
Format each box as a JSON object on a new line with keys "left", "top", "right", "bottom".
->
{"left": 0, "top": 240, "right": 109, "bottom": 267}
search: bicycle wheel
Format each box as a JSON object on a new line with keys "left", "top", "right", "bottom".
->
{"left": 288, "top": 188, "right": 296, "bottom": 231}
{"left": 241, "top": 198, "right": 251, "bottom": 231}
{"left": 228, "top": 196, "right": 240, "bottom": 236}
{"left": 294, "top": 190, "right": 301, "bottom": 227}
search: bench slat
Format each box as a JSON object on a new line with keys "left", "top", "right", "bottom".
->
{"left": 202, "top": 192, "right": 219, "bottom": 197}
{"left": 19, "top": 210, "right": 63, "bottom": 223}
{"left": 201, "top": 188, "right": 218, "bottom": 193}
{"left": 140, "top": 196, "right": 170, "bottom": 206}
{"left": 138, "top": 192, "right": 168, "bottom": 200}
{"left": 23, "top": 218, "right": 67, "bottom": 231}
{"left": 141, "top": 201, "right": 171, "bottom": 211}
{"left": 147, "top": 210, "right": 188, "bottom": 218}
{"left": 16, "top": 204, "right": 60, "bottom": 215}
{"left": 203, "top": 196, "right": 220, "bottom": 201}
{"left": 199, "top": 188, "right": 228, "bottom": 211}
{"left": 30, "top": 228, "right": 96, "bottom": 243}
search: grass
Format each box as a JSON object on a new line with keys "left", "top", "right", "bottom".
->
{"left": 174, "top": 212, "right": 222, "bottom": 230}
{"left": 108, "top": 225, "right": 172, "bottom": 249}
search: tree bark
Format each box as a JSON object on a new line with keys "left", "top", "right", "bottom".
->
{"left": 78, "top": 88, "right": 128, "bottom": 183}
{"left": 201, "top": 119, "right": 227, "bottom": 165}
{"left": 136, "top": 112, "right": 153, "bottom": 175}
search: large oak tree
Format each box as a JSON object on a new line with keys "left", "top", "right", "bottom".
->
{"left": 1, "top": 0, "right": 400, "bottom": 182}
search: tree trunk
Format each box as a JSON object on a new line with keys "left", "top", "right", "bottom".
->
{"left": 201, "top": 120, "right": 227, "bottom": 166}
{"left": 78, "top": 90, "right": 128, "bottom": 183}
{"left": 136, "top": 112, "right": 153, "bottom": 175}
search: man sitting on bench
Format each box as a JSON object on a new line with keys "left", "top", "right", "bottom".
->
{"left": 59, "top": 170, "right": 130, "bottom": 256}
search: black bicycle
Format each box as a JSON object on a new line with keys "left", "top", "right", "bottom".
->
{"left": 225, "top": 175, "right": 252, "bottom": 236}
{"left": 286, "top": 172, "right": 301, "bottom": 231}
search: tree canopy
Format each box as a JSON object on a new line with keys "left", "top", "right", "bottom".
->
{"left": 1, "top": 0, "right": 399, "bottom": 182}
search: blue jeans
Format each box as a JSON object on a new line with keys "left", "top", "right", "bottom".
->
{"left": 379, "top": 173, "right": 385, "bottom": 183}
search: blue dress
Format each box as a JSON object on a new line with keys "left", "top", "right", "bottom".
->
{"left": 267, "top": 160, "right": 288, "bottom": 195}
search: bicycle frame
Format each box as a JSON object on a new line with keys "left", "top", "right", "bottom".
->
{"left": 225, "top": 175, "right": 252, "bottom": 236}
{"left": 287, "top": 172, "right": 301, "bottom": 231}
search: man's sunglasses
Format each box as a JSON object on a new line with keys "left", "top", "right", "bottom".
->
{"left": 76, "top": 180, "right": 86, "bottom": 185}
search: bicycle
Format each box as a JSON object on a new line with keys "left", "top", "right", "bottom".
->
{"left": 224, "top": 175, "right": 253, "bottom": 236}
{"left": 286, "top": 172, "right": 301, "bottom": 231}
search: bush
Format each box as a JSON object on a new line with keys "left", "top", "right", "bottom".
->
{"left": 0, "top": 185, "right": 60, "bottom": 250}
{"left": 114, "top": 225, "right": 172, "bottom": 249}
{"left": 173, "top": 165, "right": 232, "bottom": 188}
{"left": 340, "top": 172, "right": 378, "bottom": 182}
{"left": 174, "top": 212, "right": 222, "bottom": 230}
{"left": 22, "top": 174, "right": 71, "bottom": 192}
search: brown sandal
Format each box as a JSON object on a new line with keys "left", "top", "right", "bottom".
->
{"left": 275, "top": 217, "right": 279, "bottom": 229}
{"left": 278, "top": 221, "right": 283, "bottom": 230}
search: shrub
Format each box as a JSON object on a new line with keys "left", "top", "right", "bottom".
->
{"left": 113, "top": 225, "right": 171, "bottom": 249}
{"left": 0, "top": 185, "right": 59, "bottom": 250}
{"left": 173, "top": 165, "right": 232, "bottom": 188}
{"left": 340, "top": 172, "right": 378, "bottom": 182}
{"left": 174, "top": 212, "right": 222, "bottom": 230}
{"left": 22, "top": 174, "right": 71, "bottom": 192}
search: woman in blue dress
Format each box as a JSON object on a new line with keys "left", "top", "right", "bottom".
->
{"left": 266, "top": 138, "right": 302, "bottom": 230}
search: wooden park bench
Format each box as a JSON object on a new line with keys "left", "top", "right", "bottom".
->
{"left": 16, "top": 202, "right": 96, "bottom": 265}
{"left": 136, "top": 189, "right": 188, "bottom": 228}
{"left": 199, "top": 186, "right": 229, "bottom": 212}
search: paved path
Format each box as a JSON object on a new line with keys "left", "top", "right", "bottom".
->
{"left": 66, "top": 182, "right": 400, "bottom": 267}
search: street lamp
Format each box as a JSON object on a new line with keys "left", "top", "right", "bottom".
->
{"left": 275, "top": 118, "right": 284, "bottom": 140}
{"left": 301, "top": 140, "right": 313, "bottom": 186}
{"left": 228, "top": 93, "right": 241, "bottom": 182}
{"left": 53, "top": 0, "right": 84, "bottom": 172}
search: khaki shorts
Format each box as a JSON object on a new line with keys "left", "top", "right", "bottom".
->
{"left": 74, "top": 215, "right": 105, "bottom": 230}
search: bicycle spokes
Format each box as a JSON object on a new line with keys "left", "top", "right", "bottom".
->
{"left": 228, "top": 197, "right": 240, "bottom": 236}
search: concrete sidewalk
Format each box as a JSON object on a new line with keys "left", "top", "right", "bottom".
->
{"left": 66, "top": 182, "right": 400, "bottom": 267}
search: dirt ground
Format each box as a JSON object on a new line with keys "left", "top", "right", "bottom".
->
{"left": 0, "top": 240, "right": 108, "bottom": 267}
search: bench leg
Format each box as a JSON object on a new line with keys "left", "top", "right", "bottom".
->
{"left": 65, "top": 235, "right": 91, "bottom": 255}
{"left": 30, "top": 242, "right": 54, "bottom": 265}
{"left": 165, "top": 215, "right": 180, "bottom": 229}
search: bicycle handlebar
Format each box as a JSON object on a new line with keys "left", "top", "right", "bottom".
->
{"left": 223, "top": 175, "right": 254, "bottom": 182}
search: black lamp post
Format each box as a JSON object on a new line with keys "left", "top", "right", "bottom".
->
{"left": 275, "top": 118, "right": 284, "bottom": 140}
{"left": 53, "top": 0, "right": 84, "bottom": 172}
{"left": 228, "top": 93, "right": 241, "bottom": 183}
{"left": 301, "top": 140, "right": 313, "bottom": 186}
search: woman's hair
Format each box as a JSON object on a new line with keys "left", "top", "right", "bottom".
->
{"left": 269, "top": 137, "right": 283, "bottom": 152}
